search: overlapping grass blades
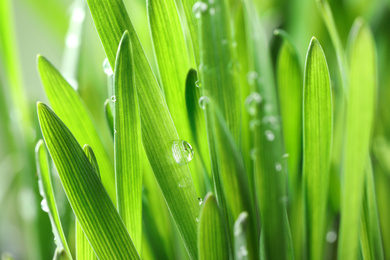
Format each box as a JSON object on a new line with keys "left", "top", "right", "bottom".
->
{"left": 114, "top": 31, "right": 143, "bottom": 252}
{"left": 303, "top": 37, "right": 333, "bottom": 260}
{"left": 37, "top": 56, "right": 116, "bottom": 201}
{"left": 86, "top": 1, "right": 200, "bottom": 258}
{"left": 37, "top": 103, "right": 140, "bottom": 259}
{"left": 35, "top": 140, "right": 72, "bottom": 260}
{"left": 338, "top": 19, "right": 377, "bottom": 260}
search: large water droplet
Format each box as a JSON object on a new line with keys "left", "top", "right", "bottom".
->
{"left": 41, "top": 199, "right": 49, "bottom": 213}
{"left": 265, "top": 130, "right": 275, "bottom": 141}
{"left": 245, "top": 92, "right": 262, "bottom": 115}
{"left": 247, "top": 71, "right": 259, "bottom": 85}
{"left": 198, "top": 96, "right": 210, "bottom": 110}
{"left": 326, "top": 231, "right": 337, "bottom": 243}
{"left": 103, "top": 58, "right": 113, "bottom": 76}
{"left": 172, "top": 140, "right": 194, "bottom": 166}
{"left": 192, "top": 2, "right": 208, "bottom": 19}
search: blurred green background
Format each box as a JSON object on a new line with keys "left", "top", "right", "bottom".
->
{"left": 0, "top": 0, "right": 390, "bottom": 259}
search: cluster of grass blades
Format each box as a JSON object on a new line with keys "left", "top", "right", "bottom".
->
{"left": 13, "top": 0, "right": 382, "bottom": 259}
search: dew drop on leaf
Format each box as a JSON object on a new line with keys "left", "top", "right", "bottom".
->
{"left": 198, "top": 197, "right": 203, "bottom": 205}
{"left": 111, "top": 95, "right": 116, "bottom": 102}
{"left": 192, "top": 2, "right": 208, "bottom": 19}
{"left": 198, "top": 96, "right": 210, "bottom": 110}
{"left": 172, "top": 140, "right": 194, "bottom": 166}
{"left": 195, "top": 80, "right": 202, "bottom": 88}
{"left": 275, "top": 162, "right": 282, "bottom": 171}
{"left": 245, "top": 92, "right": 262, "bottom": 115}
{"left": 326, "top": 231, "right": 337, "bottom": 243}
{"left": 102, "top": 58, "right": 113, "bottom": 76}
{"left": 41, "top": 199, "right": 49, "bottom": 213}
{"left": 265, "top": 130, "right": 275, "bottom": 141}
{"left": 209, "top": 7, "right": 215, "bottom": 15}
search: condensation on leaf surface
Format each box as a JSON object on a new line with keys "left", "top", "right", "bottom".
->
{"left": 192, "top": 2, "right": 208, "bottom": 19}
{"left": 198, "top": 96, "right": 210, "bottom": 110}
{"left": 102, "top": 58, "right": 113, "bottom": 76}
{"left": 172, "top": 140, "right": 194, "bottom": 166}
{"left": 265, "top": 130, "right": 275, "bottom": 141}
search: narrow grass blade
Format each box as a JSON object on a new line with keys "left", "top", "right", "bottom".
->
{"left": 303, "top": 37, "right": 333, "bottom": 260}
{"left": 76, "top": 145, "right": 99, "bottom": 260}
{"left": 37, "top": 102, "right": 140, "bottom": 260}
{"left": 37, "top": 56, "right": 115, "bottom": 201}
{"left": 104, "top": 99, "right": 114, "bottom": 138}
{"left": 360, "top": 157, "right": 384, "bottom": 260}
{"left": 234, "top": 212, "right": 249, "bottom": 260}
{"left": 244, "top": 3, "right": 290, "bottom": 259}
{"left": 86, "top": 1, "right": 200, "bottom": 258}
{"left": 35, "top": 140, "right": 72, "bottom": 260}
{"left": 198, "top": 193, "right": 228, "bottom": 260}
{"left": 338, "top": 19, "right": 377, "bottom": 260}
{"left": 114, "top": 31, "right": 142, "bottom": 252}
{"left": 147, "top": 0, "right": 205, "bottom": 195}
{"left": 178, "top": 0, "right": 199, "bottom": 64}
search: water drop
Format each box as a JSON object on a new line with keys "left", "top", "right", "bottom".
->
{"left": 238, "top": 246, "right": 248, "bottom": 258}
{"left": 66, "top": 34, "right": 80, "bottom": 48}
{"left": 41, "top": 199, "right": 49, "bottom": 213}
{"left": 245, "top": 92, "right": 262, "bottom": 115}
{"left": 250, "top": 148, "right": 257, "bottom": 160}
{"left": 275, "top": 163, "right": 282, "bottom": 172}
{"left": 198, "top": 96, "right": 210, "bottom": 110}
{"left": 195, "top": 80, "right": 202, "bottom": 88}
{"left": 265, "top": 130, "right": 275, "bottom": 141}
{"left": 282, "top": 153, "right": 290, "bottom": 158}
{"left": 193, "top": 2, "right": 208, "bottom": 19}
{"left": 326, "top": 231, "right": 337, "bottom": 243}
{"left": 247, "top": 71, "right": 259, "bottom": 85}
{"left": 198, "top": 197, "right": 203, "bottom": 205}
{"left": 209, "top": 7, "right": 215, "bottom": 15}
{"left": 249, "top": 120, "right": 260, "bottom": 131}
{"left": 172, "top": 140, "right": 194, "bottom": 166}
{"left": 103, "top": 58, "right": 113, "bottom": 76}
{"left": 111, "top": 95, "right": 117, "bottom": 102}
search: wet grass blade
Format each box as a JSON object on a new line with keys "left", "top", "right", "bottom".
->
{"left": 86, "top": 1, "right": 200, "bottom": 258}
{"left": 104, "top": 99, "right": 114, "bottom": 138}
{"left": 339, "top": 19, "right": 377, "bottom": 260}
{"left": 244, "top": 3, "right": 290, "bottom": 259}
{"left": 76, "top": 145, "right": 99, "bottom": 260}
{"left": 114, "top": 31, "right": 142, "bottom": 252}
{"left": 303, "top": 37, "right": 333, "bottom": 260}
{"left": 35, "top": 140, "right": 72, "bottom": 260}
{"left": 198, "top": 193, "right": 228, "bottom": 260}
{"left": 360, "top": 157, "right": 384, "bottom": 260}
{"left": 37, "top": 56, "right": 115, "bottom": 201}
{"left": 37, "top": 102, "right": 140, "bottom": 260}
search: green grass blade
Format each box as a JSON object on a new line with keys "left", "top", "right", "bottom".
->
{"left": 35, "top": 140, "right": 72, "bottom": 260}
{"left": 178, "top": 0, "right": 199, "bottom": 65}
{"left": 338, "top": 19, "right": 377, "bottom": 260}
{"left": 37, "top": 102, "right": 140, "bottom": 260}
{"left": 360, "top": 157, "right": 384, "bottom": 260}
{"left": 86, "top": 1, "right": 200, "bottom": 258}
{"left": 76, "top": 145, "right": 99, "bottom": 260}
{"left": 37, "top": 56, "right": 115, "bottom": 201}
{"left": 244, "top": 3, "right": 290, "bottom": 259}
{"left": 198, "top": 193, "right": 228, "bottom": 260}
{"left": 234, "top": 212, "right": 249, "bottom": 260}
{"left": 303, "top": 37, "right": 333, "bottom": 260}
{"left": 114, "top": 31, "right": 142, "bottom": 252}
{"left": 104, "top": 99, "right": 114, "bottom": 138}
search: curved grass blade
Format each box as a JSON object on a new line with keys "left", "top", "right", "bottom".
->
{"left": 35, "top": 140, "right": 72, "bottom": 260}
{"left": 37, "top": 56, "right": 115, "bottom": 201}
{"left": 85, "top": 2, "right": 200, "bottom": 257}
{"left": 338, "top": 19, "right": 377, "bottom": 260}
{"left": 234, "top": 212, "right": 249, "bottom": 260}
{"left": 360, "top": 157, "right": 384, "bottom": 260}
{"left": 104, "top": 99, "right": 114, "bottom": 138}
{"left": 244, "top": 2, "right": 290, "bottom": 259}
{"left": 198, "top": 193, "right": 228, "bottom": 260}
{"left": 37, "top": 102, "right": 140, "bottom": 260}
{"left": 114, "top": 31, "right": 142, "bottom": 252}
{"left": 303, "top": 37, "right": 333, "bottom": 260}
{"left": 76, "top": 145, "right": 99, "bottom": 260}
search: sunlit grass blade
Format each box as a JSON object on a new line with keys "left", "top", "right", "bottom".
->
{"left": 244, "top": 2, "right": 290, "bottom": 259}
{"left": 198, "top": 193, "right": 228, "bottom": 260}
{"left": 360, "top": 157, "right": 384, "bottom": 260}
{"left": 114, "top": 31, "right": 142, "bottom": 252}
{"left": 338, "top": 19, "right": 377, "bottom": 260}
{"left": 303, "top": 37, "right": 333, "bottom": 260}
{"left": 86, "top": 1, "right": 200, "bottom": 258}
{"left": 147, "top": 0, "right": 205, "bottom": 195}
{"left": 178, "top": 0, "right": 199, "bottom": 65}
{"left": 104, "top": 99, "right": 114, "bottom": 138}
{"left": 37, "top": 102, "right": 140, "bottom": 260}
{"left": 275, "top": 29, "right": 304, "bottom": 260}
{"left": 35, "top": 140, "right": 72, "bottom": 260}
{"left": 76, "top": 145, "right": 99, "bottom": 260}
{"left": 37, "top": 56, "right": 115, "bottom": 201}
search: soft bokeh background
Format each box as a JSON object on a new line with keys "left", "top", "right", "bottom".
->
{"left": 0, "top": 0, "right": 389, "bottom": 259}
